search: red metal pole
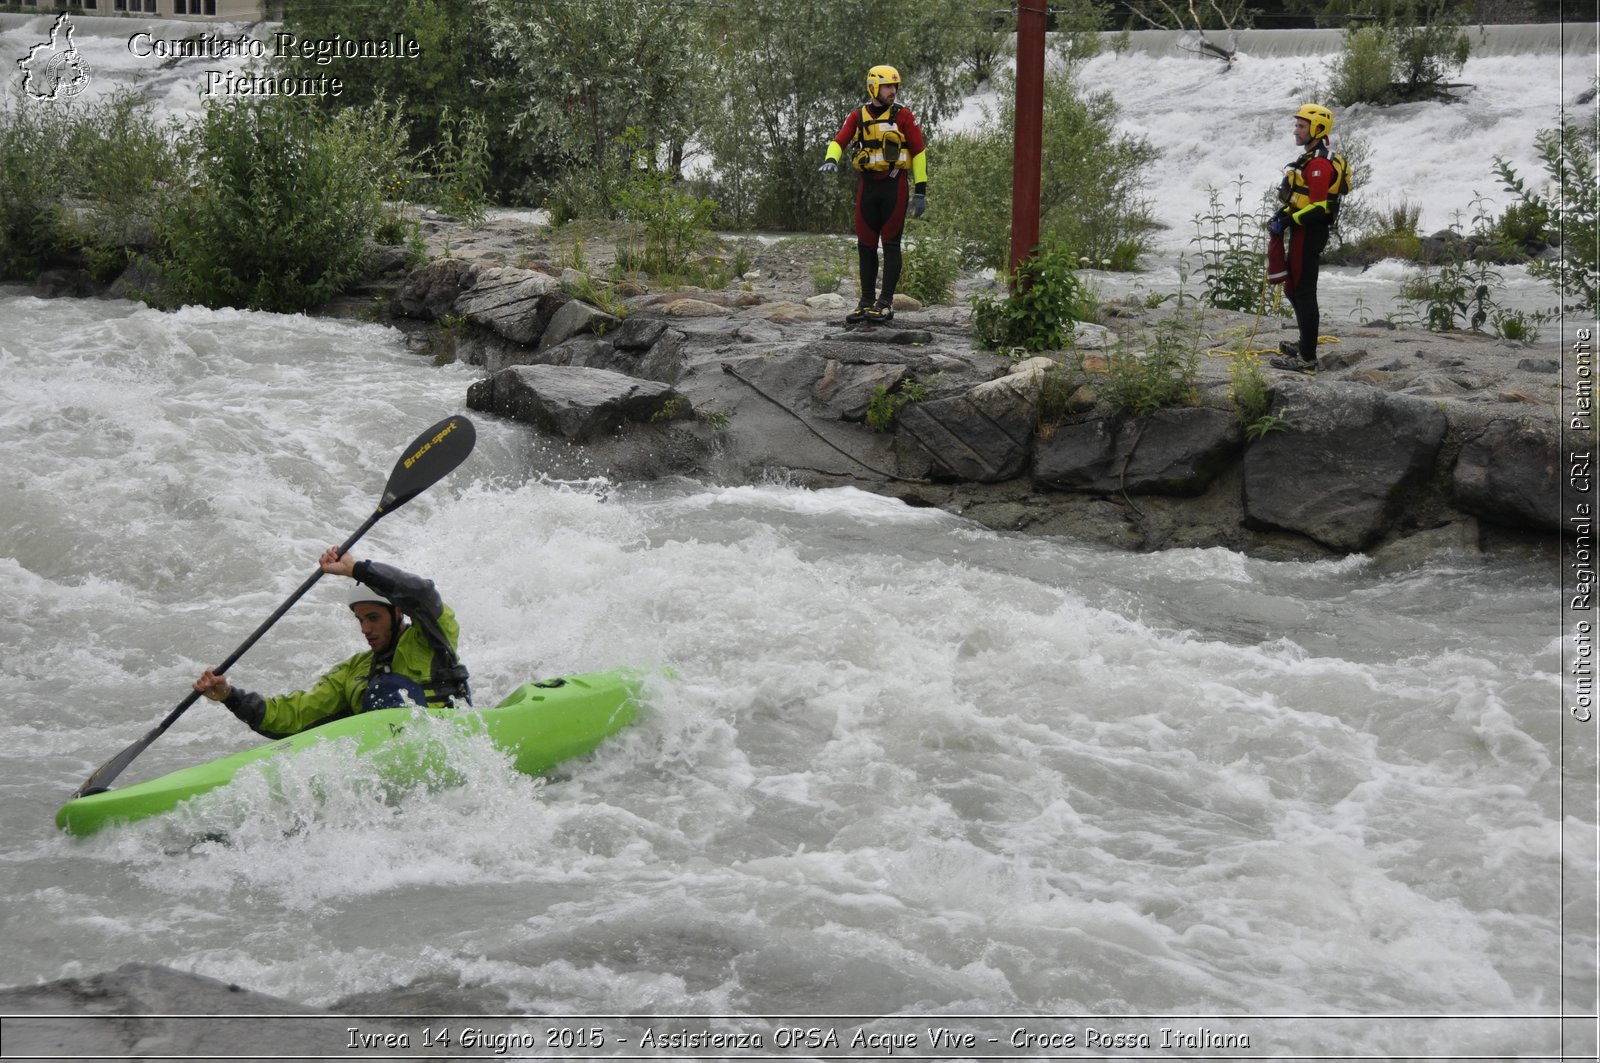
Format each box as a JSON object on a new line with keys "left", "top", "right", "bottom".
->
{"left": 1009, "top": 0, "right": 1047, "bottom": 283}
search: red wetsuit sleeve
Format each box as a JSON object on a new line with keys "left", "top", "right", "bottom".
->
{"left": 1302, "top": 157, "right": 1333, "bottom": 209}
{"left": 832, "top": 109, "right": 860, "bottom": 149}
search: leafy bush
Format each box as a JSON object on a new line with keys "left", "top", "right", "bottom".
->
{"left": 1495, "top": 120, "right": 1598, "bottom": 314}
{"left": 1330, "top": 27, "right": 1396, "bottom": 105}
{"left": 1227, "top": 348, "right": 1288, "bottom": 439}
{"left": 1191, "top": 179, "right": 1268, "bottom": 312}
{"left": 0, "top": 93, "right": 176, "bottom": 281}
{"left": 865, "top": 378, "right": 929, "bottom": 432}
{"left": 1399, "top": 198, "right": 1508, "bottom": 332}
{"left": 281, "top": 0, "right": 527, "bottom": 203}
{"left": 929, "top": 69, "right": 1156, "bottom": 271}
{"left": 972, "top": 245, "right": 1093, "bottom": 352}
{"left": 1101, "top": 316, "right": 1201, "bottom": 415}
{"left": 898, "top": 235, "right": 961, "bottom": 305}
{"left": 616, "top": 168, "right": 718, "bottom": 281}
{"left": 422, "top": 109, "right": 490, "bottom": 227}
{"left": 481, "top": 0, "right": 708, "bottom": 219}
{"left": 156, "top": 95, "right": 407, "bottom": 313}
{"left": 1330, "top": 1, "right": 1471, "bottom": 105}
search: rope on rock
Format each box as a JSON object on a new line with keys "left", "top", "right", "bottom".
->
{"left": 1202, "top": 277, "right": 1341, "bottom": 360}
{"left": 719, "top": 361, "right": 930, "bottom": 485}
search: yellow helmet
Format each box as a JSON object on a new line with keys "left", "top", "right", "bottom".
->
{"left": 866, "top": 64, "right": 901, "bottom": 100}
{"left": 1294, "top": 103, "right": 1334, "bottom": 140}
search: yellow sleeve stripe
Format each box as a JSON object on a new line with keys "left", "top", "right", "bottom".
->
{"left": 911, "top": 151, "right": 927, "bottom": 185}
{"left": 826, "top": 142, "right": 844, "bottom": 163}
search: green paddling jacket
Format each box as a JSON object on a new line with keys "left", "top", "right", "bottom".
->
{"left": 222, "top": 560, "right": 471, "bottom": 739}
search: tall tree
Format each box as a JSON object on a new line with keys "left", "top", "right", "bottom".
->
{"left": 280, "top": 0, "right": 524, "bottom": 199}
{"left": 479, "top": 0, "right": 710, "bottom": 219}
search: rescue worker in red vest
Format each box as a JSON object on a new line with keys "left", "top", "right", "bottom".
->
{"left": 193, "top": 547, "right": 471, "bottom": 739}
{"left": 819, "top": 64, "right": 929, "bottom": 324}
{"left": 1268, "top": 102, "right": 1347, "bottom": 374}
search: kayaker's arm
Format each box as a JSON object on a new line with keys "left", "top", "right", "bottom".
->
{"left": 197, "top": 660, "right": 365, "bottom": 739}
{"left": 225, "top": 661, "right": 365, "bottom": 739}
{"left": 350, "top": 559, "right": 445, "bottom": 624}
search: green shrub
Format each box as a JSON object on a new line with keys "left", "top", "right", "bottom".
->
{"left": 1101, "top": 316, "right": 1201, "bottom": 415}
{"left": 929, "top": 69, "right": 1156, "bottom": 271}
{"left": 1191, "top": 179, "right": 1268, "bottom": 313}
{"left": 0, "top": 93, "right": 176, "bottom": 281}
{"left": 1495, "top": 120, "right": 1598, "bottom": 314}
{"left": 423, "top": 108, "right": 490, "bottom": 228}
{"left": 809, "top": 251, "right": 851, "bottom": 297}
{"left": 972, "top": 245, "right": 1093, "bottom": 352}
{"left": 898, "top": 235, "right": 961, "bottom": 305}
{"left": 1400, "top": 197, "right": 1517, "bottom": 331}
{"left": 155, "top": 95, "right": 406, "bottom": 313}
{"left": 616, "top": 168, "right": 718, "bottom": 281}
{"left": 1330, "top": 2, "right": 1471, "bottom": 106}
{"left": 281, "top": 0, "right": 527, "bottom": 203}
{"left": 865, "top": 378, "right": 929, "bottom": 432}
{"left": 1330, "top": 26, "right": 1396, "bottom": 106}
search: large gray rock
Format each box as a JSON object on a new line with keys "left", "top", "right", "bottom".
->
{"left": 453, "top": 266, "right": 565, "bottom": 345}
{"left": 1244, "top": 380, "right": 1448, "bottom": 551}
{"left": 611, "top": 315, "right": 670, "bottom": 351}
{"left": 395, "top": 257, "right": 478, "bottom": 320}
{"left": 538, "top": 298, "right": 620, "bottom": 351}
{"left": 619, "top": 326, "right": 688, "bottom": 384}
{"left": 467, "top": 364, "right": 690, "bottom": 442}
{"left": 538, "top": 329, "right": 687, "bottom": 385}
{"left": 894, "top": 376, "right": 1037, "bottom": 483}
{"left": 1035, "top": 407, "right": 1243, "bottom": 496}
{"left": 813, "top": 358, "right": 909, "bottom": 421}
{"left": 1452, "top": 418, "right": 1561, "bottom": 530}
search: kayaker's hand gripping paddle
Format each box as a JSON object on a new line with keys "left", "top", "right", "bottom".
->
{"left": 72, "top": 415, "right": 477, "bottom": 798}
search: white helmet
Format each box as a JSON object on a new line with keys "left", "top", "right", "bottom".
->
{"left": 346, "top": 583, "right": 393, "bottom": 609}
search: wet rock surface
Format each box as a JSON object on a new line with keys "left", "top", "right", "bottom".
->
{"left": 372, "top": 213, "right": 1575, "bottom": 562}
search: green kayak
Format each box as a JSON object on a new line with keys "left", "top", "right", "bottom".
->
{"left": 56, "top": 670, "right": 641, "bottom": 837}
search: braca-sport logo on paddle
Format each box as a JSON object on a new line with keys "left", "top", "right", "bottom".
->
{"left": 404, "top": 418, "right": 463, "bottom": 471}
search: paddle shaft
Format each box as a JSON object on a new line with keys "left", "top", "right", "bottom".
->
{"left": 74, "top": 513, "right": 384, "bottom": 796}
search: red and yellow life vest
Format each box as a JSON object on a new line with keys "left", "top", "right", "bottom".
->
{"left": 1280, "top": 142, "right": 1352, "bottom": 223}
{"left": 851, "top": 104, "right": 912, "bottom": 174}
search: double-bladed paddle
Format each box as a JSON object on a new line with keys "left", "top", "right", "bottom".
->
{"left": 71, "top": 414, "right": 477, "bottom": 798}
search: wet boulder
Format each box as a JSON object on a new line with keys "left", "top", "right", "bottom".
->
{"left": 1243, "top": 380, "right": 1447, "bottom": 551}
{"left": 466, "top": 364, "right": 691, "bottom": 442}
{"left": 453, "top": 266, "right": 566, "bottom": 345}
{"left": 1035, "top": 407, "right": 1244, "bottom": 496}
{"left": 1452, "top": 418, "right": 1561, "bottom": 531}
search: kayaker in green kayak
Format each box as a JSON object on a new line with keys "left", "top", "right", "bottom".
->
{"left": 193, "top": 547, "right": 471, "bottom": 739}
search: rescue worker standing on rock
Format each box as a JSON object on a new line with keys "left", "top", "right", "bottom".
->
{"left": 1268, "top": 102, "right": 1349, "bottom": 374}
{"left": 819, "top": 64, "right": 928, "bottom": 324}
{"left": 193, "top": 547, "right": 470, "bottom": 738}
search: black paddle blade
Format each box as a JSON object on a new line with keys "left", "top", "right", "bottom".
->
{"left": 378, "top": 415, "right": 476, "bottom": 514}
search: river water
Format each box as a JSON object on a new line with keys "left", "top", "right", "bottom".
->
{"left": 0, "top": 285, "right": 1588, "bottom": 1057}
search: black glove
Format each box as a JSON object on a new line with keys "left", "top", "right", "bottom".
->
{"left": 1268, "top": 212, "right": 1288, "bottom": 236}
{"left": 818, "top": 159, "right": 838, "bottom": 175}
{"left": 909, "top": 192, "right": 926, "bottom": 219}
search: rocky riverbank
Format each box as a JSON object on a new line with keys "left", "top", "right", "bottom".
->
{"left": 327, "top": 209, "right": 1567, "bottom": 566}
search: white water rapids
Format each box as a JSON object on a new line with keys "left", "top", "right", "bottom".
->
{"left": 0, "top": 288, "right": 1585, "bottom": 1055}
